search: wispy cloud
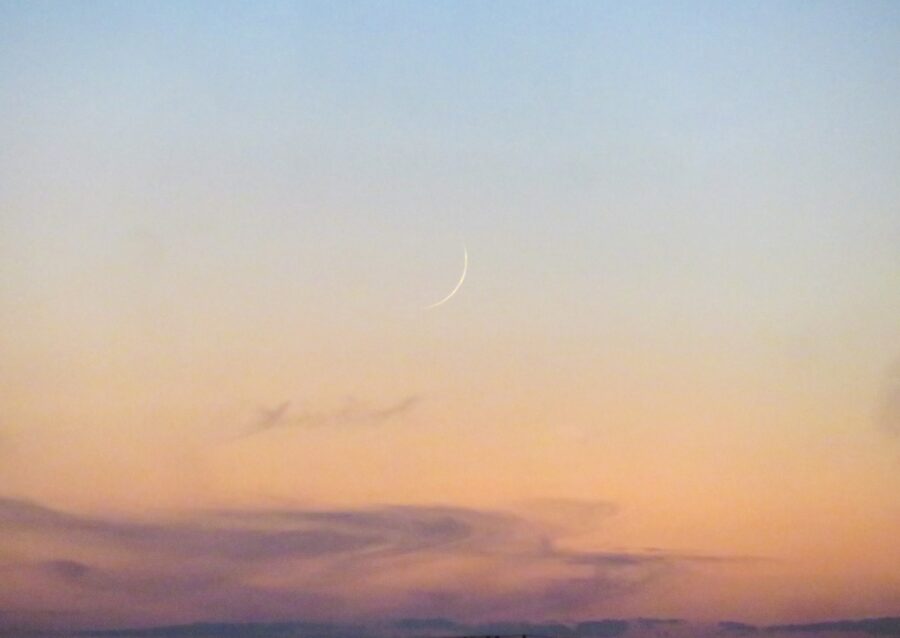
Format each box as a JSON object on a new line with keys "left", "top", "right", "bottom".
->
{"left": 255, "top": 402, "right": 291, "bottom": 431}
{"left": 241, "top": 395, "right": 420, "bottom": 438}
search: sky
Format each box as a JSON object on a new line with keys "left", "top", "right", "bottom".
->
{"left": 0, "top": 0, "right": 899, "bottom": 632}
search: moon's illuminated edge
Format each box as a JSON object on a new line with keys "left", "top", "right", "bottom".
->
{"left": 425, "top": 245, "right": 468, "bottom": 309}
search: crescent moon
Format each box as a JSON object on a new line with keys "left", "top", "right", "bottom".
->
{"left": 425, "top": 244, "right": 468, "bottom": 309}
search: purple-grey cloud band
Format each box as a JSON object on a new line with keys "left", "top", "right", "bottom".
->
{"left": 0, "top": 496, "right": 761, "bottom": 631}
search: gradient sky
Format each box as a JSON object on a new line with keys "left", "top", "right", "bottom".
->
{"left": 1, "top": 0, "right": 899, "bottom": 631}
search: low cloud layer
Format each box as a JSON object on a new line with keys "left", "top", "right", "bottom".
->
{"left": 0, "top": 497, "right": 753, "bottom": 631}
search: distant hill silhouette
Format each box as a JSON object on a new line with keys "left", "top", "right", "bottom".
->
{"left": 72, "top": 617, "right": 900, "bottom": 638}
{"left": 766, "top": 618, "right": 900, "bottom": 636}
{"left": 74, "top": 618, "right": 674, "bottom": 638}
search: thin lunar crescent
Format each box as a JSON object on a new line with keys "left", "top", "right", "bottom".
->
{"left": 425, "top": 244, "right": 468, "bottom": 309}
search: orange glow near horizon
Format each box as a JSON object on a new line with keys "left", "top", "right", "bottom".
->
{"left": 1, "top": 1, "right": 899, "bottom": 632}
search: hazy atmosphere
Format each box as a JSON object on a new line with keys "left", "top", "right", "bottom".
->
{"left": 1, "top": 1, "right": 898, "bottom": 635}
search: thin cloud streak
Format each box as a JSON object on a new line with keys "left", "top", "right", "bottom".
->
{"left": 240, "top": 395, "right": 421, "bottom": 438}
